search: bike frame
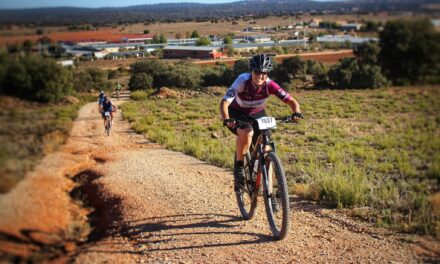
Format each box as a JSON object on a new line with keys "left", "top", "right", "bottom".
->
{"left": 251, "top": 129, "right": 276, "bottom": 197}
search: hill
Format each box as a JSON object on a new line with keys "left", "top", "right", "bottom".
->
{"left": 0, "top": 0, "right": 438, "bottom": 26}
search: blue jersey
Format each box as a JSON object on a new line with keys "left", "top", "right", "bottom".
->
{"left": 98, "top": 94, "right": 105, "bottom": 105}
{"left": 102, "top": 101, "right": 113, "bottom": 112}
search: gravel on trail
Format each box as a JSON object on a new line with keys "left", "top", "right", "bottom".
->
{"left": 71, "top": 95, "right": 432, "bottom": 263}
{"left": 1, "top": 92, "right": 437, "bottom": 263}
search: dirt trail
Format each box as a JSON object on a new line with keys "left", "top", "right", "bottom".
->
{"left": 0, "top": 92, "right": 438, "bottom": 263}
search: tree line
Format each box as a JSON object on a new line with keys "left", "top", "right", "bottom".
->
{"left": 0, "top": 18, "right": 437, "bottom": 103}
{"left": 0, "top": 50, "right": 115, "bottom": 103}
{"left": 0, "top": 0, "right": 435, "bottom": 26}
{"left": 129, "top": 18, "right": 439, "bottom": 92}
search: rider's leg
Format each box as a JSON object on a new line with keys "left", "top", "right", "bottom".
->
{"left": 236, "top": 127, "right": 253, "bottom": 161}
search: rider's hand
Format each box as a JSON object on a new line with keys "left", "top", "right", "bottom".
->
{"left": 223, "top": 118, "right": 236, "bottom": 128}
{"left": 291, "top": 112, "right": 304, "bottom": 121}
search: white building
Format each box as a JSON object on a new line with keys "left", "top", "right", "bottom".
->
{"left": 248, "top": 35, "right": 271, "bottom": 43}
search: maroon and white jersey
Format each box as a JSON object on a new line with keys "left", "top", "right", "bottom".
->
{"left": 223, "top": 73, "right": 292, "bottom": 115}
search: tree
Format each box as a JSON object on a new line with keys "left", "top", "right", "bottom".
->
{"left": 379, "top": 18, "right": 440, "bottom": 85}
{"left": 225, "top": 44, "right": 235, "bottom": 57}
{"left": 354, "top": 41, "right": 380, "bottom": 65}
{"left": 361, "top": 20, "right": 382, "bottom": 32}
{"left": 233, "top": 59, "right": 249, "bottom": 77}
{"left": 2, "top": 55, "right": 73, "bottom": 102}
{"left": 143, "top": 29, "right": 150, "bottom": 34}
{"left": 328, "top": 57, "right": 388, "bottom": 89}
{"left": 190, "top": 30, "right": 200, "bottom": 38}
{"left": 223, "top": 36, "right": 233, "bottom": 45}
{"left": 196, "top": 36, "right": 211, "bottom": 46}
{"left": 272, "top": 56, "right": 307, "bottom": 84}
{"left": 129, "top": 73, "right": 153, "bottom": 90}
{"left": 22, "top": 40, "right": 33, "bottom": 53}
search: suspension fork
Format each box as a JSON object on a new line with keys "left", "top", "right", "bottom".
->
{"left": 259, "top": 130, "right": 275, "bottom": 198}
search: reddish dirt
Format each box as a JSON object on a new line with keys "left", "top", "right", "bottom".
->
{"left": 0, "top": 28, "right": 150, "bottom": 46}
{"left": 0, "top": 91, "right": 438, "bottom": 263}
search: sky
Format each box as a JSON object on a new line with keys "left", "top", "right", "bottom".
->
{"left": 0, "top": 0, "right": 246, "bottom": 9}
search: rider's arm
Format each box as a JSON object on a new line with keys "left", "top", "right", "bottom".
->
{"left": 220, "top": 99, "right": 231, "bottom": 120}
{"left": 268, "top": 80, "right": 301, "bottom": 114}
{"left": 220, "top": 74, "right": 246, "bottom": 119}
{"left": 285, "top": 97, "right": 300, "bottom": 114}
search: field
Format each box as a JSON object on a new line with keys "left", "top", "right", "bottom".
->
{"left": 121, "top": 13, "right": 418, "bottom": 38}
{"left": 0, "top": 27, "right": 149, "bottom": 46}
{"left": 0, "top": 13, "right": 426, "bottom": 46}
{"left": 0, "top": 96, "right": 91, "bottom": 192}
{"left": 121, "top": 86, "right": 440, "bottom": 236}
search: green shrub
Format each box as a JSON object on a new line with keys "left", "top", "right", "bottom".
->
{"left": 129, "top": 73, "right": 153, "bottom": 90}
{"left": 72, "top": 67, "right": 112, "bottom": 93}
{"left": 2, "top": 55, "right": 73, "bottom": 102}
{"left": 131, "top": 90, "right": 150, "bottom": 101}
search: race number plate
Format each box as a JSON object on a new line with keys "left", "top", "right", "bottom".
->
{"left": 104, "top": 111, "right": 111, "bottom": 117}
{"left": 256, "top": 117, "right": 276, "bottom": 130}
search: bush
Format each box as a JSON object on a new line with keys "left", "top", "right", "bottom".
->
{"left": 2, "top": 55, "right": 73, "bottom": 102}
{"left": 129, "top": 73, "right": 153, "bottom": 90}
{"left": 379, "top": 18, "right": 440, "bottom": 85}
{"left": 72, "top": 67, "right": 112, "bottom": 93}
{"left": 232, "top": 59, "right": 249, "bottom": 77}
{"left": 130, "top": 90, "right": 150, "bottom": 101}
{"left": 166, "top": 62, "right": 203, "bottom": 89}
{"left": 328, "top": 57, "right": 388, "bottom": 89}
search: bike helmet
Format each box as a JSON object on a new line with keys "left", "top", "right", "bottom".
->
{"left": 249, "top": 53, "right": 273, "bottom": 73}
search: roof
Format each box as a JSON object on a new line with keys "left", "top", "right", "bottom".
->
{"left": 317, "top": 35, "right": 378, "bottom": 43}
{"left": 163, "top": 46, "right": 219, "bottom": 51}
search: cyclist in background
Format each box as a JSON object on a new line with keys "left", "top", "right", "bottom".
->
{"left": 219, "top": 54, "right": 303, "bottom": 190}
{"left": 97, "top": 90, "right": 105, "bottom": 111}
{"left": 100, "top": 96, "right": 116, "bottom": 131}
{"left": 115, "top": 83, "right": 122, "bottom": 100}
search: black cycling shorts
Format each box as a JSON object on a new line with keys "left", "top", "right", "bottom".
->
{"left": 227, "top": 107, "right": 269, "bottom": 145}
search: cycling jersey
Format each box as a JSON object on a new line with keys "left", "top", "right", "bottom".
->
{"left": 102, "top": 101, "right": 113, "bottom": 112}
{"left": 223, "top": 73, "right": 292, "bottom": 115}
{"left": 98, "top": 95, "right": 105, "bottom": 105}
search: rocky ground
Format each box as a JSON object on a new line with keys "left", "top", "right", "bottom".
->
{"left": 0, "top": 92, "right": 438, "bottom": 263}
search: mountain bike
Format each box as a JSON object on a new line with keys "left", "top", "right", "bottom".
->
{"left": 233, "top": 116, "right": 295, "bottom": 240}
{"left": 104, "top": 111, "right": 112, "bottom": 136}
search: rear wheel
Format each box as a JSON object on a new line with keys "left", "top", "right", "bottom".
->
{"left": 263, "top": 152, "right": 290, "bottom": 240}
{"left": 106, "top": 116, "right": 111, "bottom": 136}
{"left": 235, "top": 152, "right": 257, "bottom": 220}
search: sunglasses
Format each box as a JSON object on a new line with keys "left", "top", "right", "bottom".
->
{"left": 252, "top": 71, "right": 268, "bottom": 76}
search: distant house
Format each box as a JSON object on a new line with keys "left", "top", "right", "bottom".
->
{"left": 431, "top": 19, "right": 440, "bottom": 28}
{"left": 340, "top": 23, "right": 362, "bottom": 32}
{"left": 57, "top": 60, "right": 74, "bottom": 67}
{"left": 317, "top": 35, "right": 378, "bottom": 46}
{"left": 167, "top": 38, "right": 198, "bottom": 46}
{"left": 93, "top": 50, "right": 110, "bottom": 59}
{"left": 248, "top": 35, "right": 271, "bottom": 43}
{"left": 163, "top": 46, "right": 223, "bottom": 59}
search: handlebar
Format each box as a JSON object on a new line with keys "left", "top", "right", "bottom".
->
{"left": 224, "top": 115, "right": 302, "bottom": 128}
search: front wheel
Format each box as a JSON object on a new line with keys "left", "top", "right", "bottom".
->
{"left": 263, "top": 152, "right": 290, "bottom": 240}
{"left": 106, "top": 116, "right": 111, "bottom": 136}
{"left": 235, "top": 152, "right": 257, "bottom": 220}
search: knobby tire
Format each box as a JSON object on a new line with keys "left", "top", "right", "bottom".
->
{"left": 263, "top": 152, "right": 290, "bottom": 240}
{"left": 235, "top": 152, "right": 257, "bottom": 220}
